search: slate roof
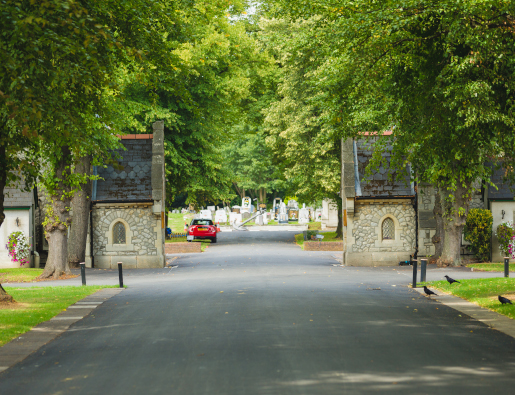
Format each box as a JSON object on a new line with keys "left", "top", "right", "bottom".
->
{"left": 356, "top": 137, "right": 414, "bottom": 197}
{"left": 95, "top": 137, "right": 153, "bottom": 201}
{"left": 488, "top": 163, "right": 515, "bottom": 200}
{"left": 3, "top": 176, "right": 34, "bottom": 207}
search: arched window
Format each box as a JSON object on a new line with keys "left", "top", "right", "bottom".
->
{"left": 382, "top": 218, "right": 395, "bottom": 240}
{"left": 113, "top": 222, "right": 126, "bottom": 244}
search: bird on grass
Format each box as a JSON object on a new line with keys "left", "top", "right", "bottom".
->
{"left": 444, "top": 275, "right": 460, "bottom": 285}
{"left": 498, "top": 295, "right": 513, "bottom": 305}
{"left": 423, "top": 286, "right": 437, "bottom": 297}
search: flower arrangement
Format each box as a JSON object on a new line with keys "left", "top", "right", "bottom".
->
{"left": 496, "top": 221, "right": 515, "bottom": 258}
{"left": 6, "top": 231, "right": 31, "bottom": 266}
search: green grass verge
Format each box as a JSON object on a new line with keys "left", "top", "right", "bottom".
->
{"left": 167, "top": 212, "right": 194, "bottom": 232}
{"left": 0, "top": 268, "right": 44, "bottom": 283}
{"left": 423, "top": 278, "right": 515, "bottom": 320}
{"left": 1, "top": 286, "right": 117, "bottom": 346}
{"left": 466, "top": 263, "right": 515, "bottom": 272}
{"left": 294, "top": 231, "right": 342, "bottom": 250}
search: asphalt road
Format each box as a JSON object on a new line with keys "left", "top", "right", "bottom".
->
{"left": 2, "top": 231, "right": 515, "bottom": 394}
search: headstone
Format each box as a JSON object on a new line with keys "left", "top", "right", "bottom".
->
{"left": 250, "top": 204, "right": 255, "bottom": 213}
{"left": 232, "top": 205, "right": 241, "bottom": 213}
{"left": 241, "top": 197, "right": 251, "bottom": 213}
{"left": 255, "top": 214, "right": 263, "bottom": 225}
{"left": 263, "top": 213, "right": 269, "bottom": 225}
{"left": 278, "top": 202, "right": 288, "bottom": 224}
{"left": 242, "top": 212, "right": 251, "bottom": 220}
{"left": 299, "top": 206, "right": 309, "bottom": 224}
{"left": 207, "top": 205, "right": 216, "bottom": 212}
{"left": 199, "top": 210, "right": 212, "bottom": 220}
{"left": 215, "top": 209, "right": 227, "bottom": 224}
{"left": 229, "top": 212, "right": 242, "bottom": 225}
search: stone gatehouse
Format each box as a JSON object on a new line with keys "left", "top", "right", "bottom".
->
{"left": 341, "top": 136, "right": 417, "bottom": 266}
{"left": 85, "top": 121, "right": 166, "bottom": 269}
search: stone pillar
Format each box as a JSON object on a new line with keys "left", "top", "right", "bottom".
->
{"left": 341, "top": 138, "right": 356, "bottom": 264}
{"left": 152, "top": 121, "right": 165, "bottom": 267}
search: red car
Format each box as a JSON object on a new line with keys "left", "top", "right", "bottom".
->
{"left": 187, "top": 219, "right": 218, "bottom": 243}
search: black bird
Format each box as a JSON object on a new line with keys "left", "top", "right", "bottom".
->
{"left": 498, "top": 295, "right": 513, "bottom": 305}
{"left": 424, "top": 286, "right": 437, "bottom": 296}
{"left": 444, "top": 275, "right": 461, "bottom": 285}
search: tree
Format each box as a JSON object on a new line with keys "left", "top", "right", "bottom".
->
{"left": 1, "top": 0, "right": 183, "bottom": 279}
{"left": 260, "top": 18, "right": 343, "bottom": 237}
{"left": 264, "top": 0, "right": 515, "bottom": 265}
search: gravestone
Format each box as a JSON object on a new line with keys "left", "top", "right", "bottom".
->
{"left": 278, "top": 202, "right": 288, "bottom": 224}
{"left": 230, "top": 212, "right": 242, "bottom": 225}
{"left": 232, "top": 205, "right": 241, "bottom": 213}
{"left": 241, "top": 197, "right": 251, "bottom": 213}
{"left": 255, "top": 214, "right": 264, "bottom": 225}
{"left": 199, "top": 210, "right": 212, "bottom": 220}
{"left": 298, "top": 206, "right": 310, "bottom": 224}
{"left": 215, "top": 209, "right": 227, "bottom": 224}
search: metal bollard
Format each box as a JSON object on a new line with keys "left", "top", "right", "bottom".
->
{"left": 421, "top": 259, "right": 427, "bottom": 283}
{"left": 80, "top": 262, "right": 86, "bottom": 286}
{"left": 411, "top": 256, "right": 417, "bottom": 288}
{"left": 117, "top": 262, "right": 124, "bottom": 288}
{"left": 504, "top": 257, "right": 510, "bottom": 278}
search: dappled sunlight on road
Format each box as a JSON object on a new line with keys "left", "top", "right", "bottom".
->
{"left": 264, "top": 364, "right": 513, "bottom": 393}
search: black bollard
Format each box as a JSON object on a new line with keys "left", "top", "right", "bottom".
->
{"left": 421, "top": 259, "right": 427, "bottom": 283}
{"left": 80, "top": 262, "right": 86, "bottom": 286}
{"left": 504, "top": 257, "right": 510, "bottom": 278}
{"left": 117, "top": 262, "right": 124, "bottom": 288}
{"left": 412, "top": 256, "right": 417, "bottom": 288}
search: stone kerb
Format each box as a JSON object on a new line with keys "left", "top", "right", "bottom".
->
{"left": 304, "top": 241, "right": 343, "bottom": 251}
{"left": 165, "top": 242, "right": 202, "bottom": 254}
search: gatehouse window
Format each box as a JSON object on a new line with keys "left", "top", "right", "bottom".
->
{"left": 113, "top": 222, "right": 126, "bottom": 244}
{"left": 382, "top": 218, "right": 394, "bottom": 240}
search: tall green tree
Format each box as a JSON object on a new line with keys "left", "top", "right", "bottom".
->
{"left": 263, "top": 0, "right": 515, "bottom": 264}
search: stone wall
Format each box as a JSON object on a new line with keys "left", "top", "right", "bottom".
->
{"left": 91, "top": 202, "right": 163, "bottom": 268}
{"left": 350, "top": 200, "right": 416, "bottom": 253}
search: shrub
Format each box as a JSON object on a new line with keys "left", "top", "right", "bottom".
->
{"left": 496, "top": 221, "right": 515, "bottom": 257}
{"left": 464, "top": 209, "right": 493, "bottom": 262}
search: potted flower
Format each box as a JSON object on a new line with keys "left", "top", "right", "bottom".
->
{"left": 6, "top": 231, "right": 31, "bottom": 266}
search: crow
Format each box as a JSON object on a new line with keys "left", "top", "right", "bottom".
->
{"left": 498, "top": 295, "right": 513, "bottom": 305}
{"left": 444, "top": 275, "right": 460, "bottom": 285}
{"left": 423, "top": 286, "right": 437, "bottom": 296}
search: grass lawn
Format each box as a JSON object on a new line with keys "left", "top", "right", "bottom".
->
{"left": 466, "top": 263, "right": 515, "bottom": 272}
{"left": 167, "top": 212, "right": 194, "bottom": 232}
{"left": 422, "top": 278, "right": 515, "bottom": 320}
{"left": 1, "top": 286, "right": 117, "bottom": 346}
{"left": 165, "top": 237, "right": 211, "bottom": 252}
{"left": 0, "top": 268, "right": 44, "bottom": 283}
{"left": 308, "top": 222, "right": 322, "bottom": 230}
{"left": 295, "top": 231, "right": 342, "bottom": 250}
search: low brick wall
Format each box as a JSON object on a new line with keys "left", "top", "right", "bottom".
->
{"left": 165, "top": 242, "right": 201, "bottom": 254}
{"left": 304, "top": 241, "right": 343, "bottom": 251}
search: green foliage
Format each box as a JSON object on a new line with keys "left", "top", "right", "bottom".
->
{"left": 464, "top": 209, "right": 493, "bottom": 262}
{"left": 496, "top": 222, "right": 514, "bottom": 258}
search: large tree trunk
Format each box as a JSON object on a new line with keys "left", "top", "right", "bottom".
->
{"left": 437, "top": 181, "right": 471, "bottom": 267}
{"left": 430, "top": 189, "right": 445, "bottom": 264}
{"left": 68, "top": 155, "right": 91, "bottom": 268}
{"left": 39, "top": 146, "right": 73, "bottom": 279}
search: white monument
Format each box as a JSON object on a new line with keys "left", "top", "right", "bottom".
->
{"left": 321, "top": 199, "right": 338, "bottom": 229}
{"left": 298, "top": 205, "right": 310, "bottom": 224}
{"left": 199, "top": 210, "right": 212, "bottom": 220}
{"left": 241, "top": 197, "right": 251, "bottom": 213}
{"left": 215, "top": 209, "right": 228, "bottom": 224}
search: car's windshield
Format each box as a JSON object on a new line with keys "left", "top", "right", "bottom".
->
{"left": 191, "top": 219, "right": 213, "bottom": 226}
